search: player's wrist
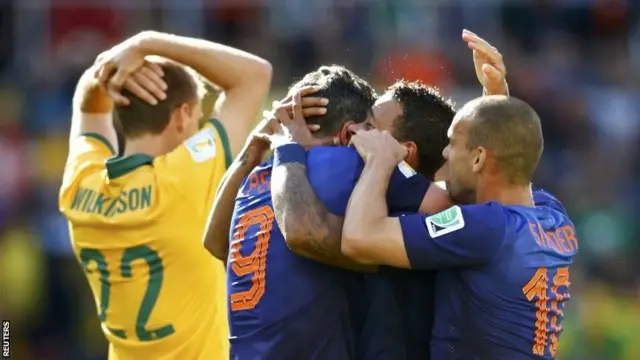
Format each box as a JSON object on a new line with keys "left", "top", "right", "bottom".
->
{"left": 273, "top": 143, "right": 306, "bottom": 168}
{"left": 483, "top": 82, "right": 509, "bottom": 97}
{"left": 75, "top": 67, "right": 113, "bottom": 113}
{"left": 364, "top": 155, "right": 396, "bottom": 177}
{"left": 136, "top": 31, "right": 172, "bottom": 56}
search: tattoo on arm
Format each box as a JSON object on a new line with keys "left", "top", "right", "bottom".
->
{"left": 271, "top": 163, "right": 376, "bottom": 272}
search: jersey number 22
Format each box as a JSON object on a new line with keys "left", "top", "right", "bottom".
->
{"left": 80, "top": 245, "right": 175, "bottom": 341}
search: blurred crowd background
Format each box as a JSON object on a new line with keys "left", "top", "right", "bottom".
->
{"left": 0, "top": 0, "right": 638, "bottom": 359}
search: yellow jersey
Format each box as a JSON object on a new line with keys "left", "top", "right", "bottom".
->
{"left": 59, "top": 119, "right": 232, "bottom": 360}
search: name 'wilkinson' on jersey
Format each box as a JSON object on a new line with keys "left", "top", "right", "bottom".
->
{"left": 70, "top": 186, "right": 152, "bottom": 217}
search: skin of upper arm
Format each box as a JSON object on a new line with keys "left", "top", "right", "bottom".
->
{"left": 341, "top": 216, "right": 411, "bottom": 268}
{"left": 213, "top": 66, "right": 272, "bottom": 158}
{"left": 203, "top": 143, "right": 266, "bottom": 261}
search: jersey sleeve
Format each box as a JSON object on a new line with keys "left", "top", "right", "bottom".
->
{"left": 153, "top": 119, "right": 232, "bottom": 215}
{"left": 399, "top": 203, "right": 507, "bottom": 269}
{"left": 60, "top": 133, "right": 116, "bottom": 208}
{"left": 307, "top": 147, "right": 430, "bottom": 216}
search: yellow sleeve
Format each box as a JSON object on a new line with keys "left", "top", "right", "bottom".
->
{"left": 60, "top": 133, "right": 116, "bottom": 208}
{"left": 153, "top": 119, "right": 232, "bottom": 215}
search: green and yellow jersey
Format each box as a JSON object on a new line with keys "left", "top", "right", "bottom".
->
{"left": 59, "top": 119, "right": 231, "bottom": 360}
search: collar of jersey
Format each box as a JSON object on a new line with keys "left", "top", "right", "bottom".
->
{"left": 105, "top": 154, "right": 154, "bottom": 179}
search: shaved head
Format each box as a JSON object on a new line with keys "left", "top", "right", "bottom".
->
{"left": 463, "top": 95, "right": 543, "bottom": 184}
{"left": 444, "top": 95, "right": 543, "bottom": 203}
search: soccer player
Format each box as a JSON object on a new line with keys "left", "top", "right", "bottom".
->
{"left": 270, "top": 29, "right": 512, "bottom": 360}
{"left": 203, "top": 65, "right": 454, "bottom": 359}
{"left": 58, "top": 31, "right": 271, "bottom": 360}
{"left": 268, "top": 80, "right": 456, "bottom": 360}
{"left": 339, "top": 96, "right": 577, "bottom": 359}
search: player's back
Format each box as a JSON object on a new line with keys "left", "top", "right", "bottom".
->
{"left": 432, "top": 190, "right": 578, "bottom": 360}
{"left": 228, "top": 155, "right": 355, "bottom": 360}
{"left": 60, "top": 122, "right": 231, "bottom": 360}
{"left": 229, "top": 146, "right": 429, "bottom": 360}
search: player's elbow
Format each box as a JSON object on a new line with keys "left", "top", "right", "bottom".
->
{"left": 248, "top": 59, "right": 273, "bottom": 87}
{"left": 341, "top": 230, "right": 376, "bottom": 265}
{"left": 280, "top": 227, "right": 308, "bottom": 254}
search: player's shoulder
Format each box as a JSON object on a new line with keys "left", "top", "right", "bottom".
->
{"left": 307, "top": 146, "right": 360, "bottom": 168}
{"left": 238, "top": 158, "right": 273, "bottom": 200}
{"left": 305, "top": 147, "right": 360, "bottom": 215}
{"left": 152, "top": 125, "right": 220, "bottom": 174}
{"left": 532, "top": 186, "right": 568, "bottom": 215}
{"left": 183, "top": 125, "right": 219, "bottom": 164}
{"left": 205, "top": 118, "right": 232, "bottom": 168}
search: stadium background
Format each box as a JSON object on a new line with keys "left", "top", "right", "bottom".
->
{"left": 0, "top": 0, "right": 637, "bottom": 359}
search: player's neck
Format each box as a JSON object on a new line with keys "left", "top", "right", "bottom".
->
{"left": 476, "top": 180, "right": 534, "bottom": 207}
{"left": 124, "top": 135, "right": 174, "bottom": 158}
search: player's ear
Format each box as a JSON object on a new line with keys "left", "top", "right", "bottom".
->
{"left": 402, "top": 141, "right": 419, "bottom": 170}
{"left": 472, "top": 146, "right": 487, "bottom": 173}
{"left": 171, "top": 103, "right": 190, "bottom": 133}
{"left": 339, "top": 120, "right": 357, "bottom": 146}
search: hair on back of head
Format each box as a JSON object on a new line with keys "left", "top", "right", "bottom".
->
{"left": 466, "top": 96, "right": 543, "bottom": 185}
{"left": 387, "top": 80, "right": 456, "bottom": 179}
{"left": 114, "top": 58, "right": 205, "bottom": 139}
{"left": 289, "top": 65, "right": 377, "bottom": 137}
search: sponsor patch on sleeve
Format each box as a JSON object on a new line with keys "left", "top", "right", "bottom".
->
{"left": 425, "top": 205, "right": 465, "bottom": 238}
{"left": 185, "top": 127, "right": 217, "bottom": 163}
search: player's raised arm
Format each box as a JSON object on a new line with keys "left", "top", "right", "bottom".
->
{"left": 342, "top": 130, "right": 506, "bottom": 268}
{"left": 67, "top": 65, "right": 118, "bottom": 160}
{"left": 104, "top": 31, "right": 272, "bottom": 158}
{"left": 203, "top": 119, "right": 273, "bottom": 260}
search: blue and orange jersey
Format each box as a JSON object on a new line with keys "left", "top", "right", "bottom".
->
{"left": 227, "top": 146, "right": 430, "bottom": 360}
{"left": 399, "top": 189, "right": 578, "bottom": 359}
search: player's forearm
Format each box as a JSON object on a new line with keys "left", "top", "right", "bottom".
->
{"left": 70, "top": 66, "right": 118, "bottom": 146}
{"left": 137, "top": 31, "right": 272, "bottom": 92}
{"left": 271, "top": 147, "right": 375, "bottom": 273}
{"left": 204, "top": 142, "right": 267, "bottom": 261}
{"left": 342, "top": 158, "right": 394, "bottom": 261}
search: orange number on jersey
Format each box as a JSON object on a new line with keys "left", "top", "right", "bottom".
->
{"left": 229, "top": 205, "right": 274, "bottom": 312}
{"left": 522, "top": 267, "right": 571, "bottom": 357}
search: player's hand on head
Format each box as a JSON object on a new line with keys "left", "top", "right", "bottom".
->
{"left": 462, "top": 29, "right": 509, "bottom": 96}
{"left": 271, "top": 89, "right": 337, "bottom": 149}
{"left": 115, "top": 62, "right": 167, "bottom": 106}
{"left": 95, "top": 38, "right": 153, "bottom": 105}
{"left": 350, "top": 129, "right": 407, "bottom": 166}
{"left": 280, "top": 86, "right": 328, "bottom": 119}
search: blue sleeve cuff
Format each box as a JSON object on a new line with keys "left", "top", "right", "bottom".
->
{"left": 273, "top": 143, "right": 307, "bottom": 168}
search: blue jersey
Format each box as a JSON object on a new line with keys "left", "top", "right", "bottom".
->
{"left": 228, "top": 146, "right": 430, "bottom": 360}
{"left": 400, "top": 190, "right": 577, "bottom": 359}
{"left": 358, "top": 210, "right": 436, "bottom": 360}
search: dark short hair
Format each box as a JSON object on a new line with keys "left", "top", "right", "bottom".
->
{"left": 387, "top": 80, "right": 456, "bottom": 179}
{"left": 290, "top": 65, "right": 376, "bottom": 137}
{"left": 466, "top": 96, "right": 543, "bottom": 185}
{"left": 114, "top": 59, "right": 204, "bottom": 139}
